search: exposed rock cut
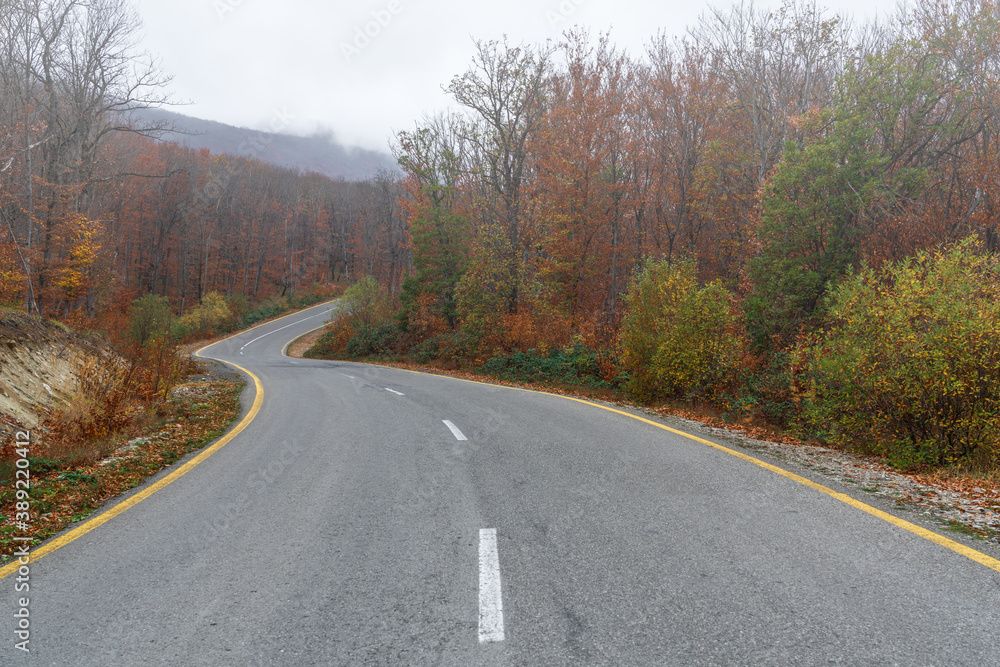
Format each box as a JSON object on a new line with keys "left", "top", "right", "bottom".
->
{"left": 0, "top": 310, "right": 120, "bottom": 439}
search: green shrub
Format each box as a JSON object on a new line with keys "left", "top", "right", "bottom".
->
{"left": 128, "top": 294, "right": 175, "bottom": 345}
{"left": 288, "top": 289, "right": 331, "bottom": 309}
{"left": 169, "top": 320, "right": 192, "bottom": 341}
{"left": 179, "top": 291, "right": 232, "bottom": 335}
{"left": 796, "top": 240, "right": 1000, "bottom": 469}
{"left": 407, "top": 328, "right": 484, "bottom": 366}
{"left": 344, "top": 323, "right": 398, "bottom": 358}
{"left": 239, "top": 301, "right": 283, "bottom": 328}
{"left": 411, "top": 336, "right": 442, "bottom": 364}
{"left": 717, "top": 352, "right": 796, "bottom": 427}
{"left": 307, "top": 277, "right": 396, "bottom": 359}
{"left": 340, "top": 276, "right": 395, "bottom": 328}
{"left": 305, "top": 327, "right": 340, "bottom": 359}
{"left": 477, "top": 344, "right": 621, "bottom": 389}
{"left": 619, "top": 258, "right": 746, "bottom": 402}
{"left": 225, "top": 294, "right": 250, "bottom": 319}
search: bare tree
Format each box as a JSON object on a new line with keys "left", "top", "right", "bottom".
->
{"left": 446, "top": 38, "right": 553, "bottom": 313}
{"left": 690, "top": 0, "right": 848, "bottom": 183}
{"left": 0, "top": 0, "right": 171, "bottom": 313}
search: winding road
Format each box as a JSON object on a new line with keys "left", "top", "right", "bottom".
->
{"left": 5, "top": 300, "right": 1000, "bottom": 665}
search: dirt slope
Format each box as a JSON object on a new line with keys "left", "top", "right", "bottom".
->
{"left": 0, "top": 310, "right": 119, "bottom": 438}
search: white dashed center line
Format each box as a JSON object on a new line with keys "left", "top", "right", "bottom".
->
{"left": 478, "top": 528, "right": 505, "bottom": 643}
{"left": 385, "top": 388, "right": 404, "bottom": 396}
{"left": 442, "top": 420, "right": 467, "bottom": 441}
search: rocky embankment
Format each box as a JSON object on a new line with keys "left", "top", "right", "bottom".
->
{"left": 0, "top": 310, "right": 119, "bottom": 439}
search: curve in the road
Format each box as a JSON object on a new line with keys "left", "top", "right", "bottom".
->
{"left": 0, "top": 304, "right": 319, "bottom": 580}
{"left": 386, "top": 365, "right": 1000, "bottom": 575}
{"left": 562, "top": 396, "right": 1000, "bottom": 574}
{"left": 3, "top": 297, "right": 999, "bottom": 583}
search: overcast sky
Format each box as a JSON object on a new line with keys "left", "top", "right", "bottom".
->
{"left": 134, "top": 0, "right": 903, "bottom": 153}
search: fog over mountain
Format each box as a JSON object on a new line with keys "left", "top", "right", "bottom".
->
{"left": 137, "top": 107, "right": 399, "bottom": 181}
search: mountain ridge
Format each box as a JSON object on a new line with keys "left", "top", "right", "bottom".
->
{"left": 135, "top": 108, "right": 399, "bottom": 181}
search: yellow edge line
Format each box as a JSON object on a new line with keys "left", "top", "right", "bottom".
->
{"left": 280, "top": 312, "right": 335, "bottom": 358}
{"left": 0, "top": 301, "right": 335, "bottom": 580}
{"left": 384, "top": 363, "right": 1000, "bottom": 574}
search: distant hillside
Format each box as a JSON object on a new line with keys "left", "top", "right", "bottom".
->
{"left": 135, "top": 108, "right": 399, "bottom": 181}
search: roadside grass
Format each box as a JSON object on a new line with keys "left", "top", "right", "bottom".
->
{"left": 940, "top": 519, "right": 997, "bottom": 542}
{"left": 0, "top": 376, "right": 243, "bottom": 565}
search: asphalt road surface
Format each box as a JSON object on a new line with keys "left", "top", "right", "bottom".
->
{"left": 5, "top": 301, "right": 1000, "bottom": 665}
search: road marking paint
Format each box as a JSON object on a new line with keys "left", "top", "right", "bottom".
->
{"left": 443, "top": 420, "right": 467, "bottom": 441}
{"left": 0, "top": 301, "right": 337, "bottom": 580}
{"left": 381, "top": 365, "right": 1000, "bottom": 575}
{"left": 478, "top": 528, "right": 505, "bottom": 643}
{"left": 341, "top": 374, "right": 357, "bottom": 379}
{"left": 280, "top": 304, "right": 339, "bottom": 357}
{"left": 239, "top": 310, "right": 330, "bottom": 353}
{"left": 386, "top": 388, "right": 404, "bottom": 396}
{"left": 555, "top": 397, "right": 1000, "bottom": 574}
